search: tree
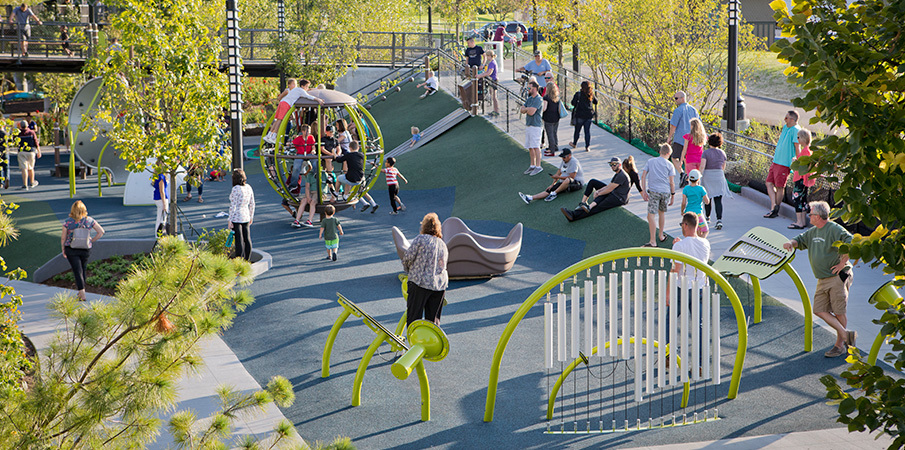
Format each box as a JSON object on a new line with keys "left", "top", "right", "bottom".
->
{"left": 82, "top": 0, "right": 229, "bottom": 235}
{"left": 31, "top": 73, "right": 88, "bottom": 128}
{"left": 772, "top": 0, "right": 905, "bottom": 446}
{"left": 0, "top": 191, "right": 30, "bottom": 395}
{"left": 481, "top": 0, "right": 523, "bottom": 23}
{"left": 566, "top": 0, "right": 763, "bottom": 115}
{"left": 0, "top": 237, "right": 304, "bottom": 448}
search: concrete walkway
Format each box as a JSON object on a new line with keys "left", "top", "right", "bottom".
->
{"left": 10, "top": 279, "right": 303, "bottom": 448}
{"left": 478, "top": 78, "right": 895, "bottom": 448}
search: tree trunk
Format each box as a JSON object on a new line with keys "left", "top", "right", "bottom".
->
{"left": 168, "top": 172, "right": 178, "bottom": 235}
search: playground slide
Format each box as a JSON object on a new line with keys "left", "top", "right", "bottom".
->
{"left": 68, "top": 77, "right": 130, "bottom": 185}
{"left": 385, "top": 108, "right": 471, "bottom": 158}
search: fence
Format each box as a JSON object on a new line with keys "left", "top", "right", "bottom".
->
{"left": 0, "top": 22, "right": 92, "bottom": 58}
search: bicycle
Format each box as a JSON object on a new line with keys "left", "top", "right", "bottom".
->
{"left": 514, "top": 69, "right": 536, "bottom": 99}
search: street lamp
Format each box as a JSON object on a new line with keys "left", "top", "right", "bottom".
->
{"left": 226, "top": 0, "right": 244, "bottom": 170}
{"left": 726, "top": 0, "right": 739, "bottom": 131}
{"left": 278, "top": 0, "right": 286, "bottom": 90}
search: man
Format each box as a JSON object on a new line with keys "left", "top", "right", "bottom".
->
{"left": 520, "top": 81, "right": 544, "bottom": 176}
{"left": 665, "top": 212, "right": 712, "bottom": 346}
{"left": 561, "top": 157, "right": 629, "bottom": 222}
{"left": 9, "top": 3, "right": 41, "bottom": 58}
{"left": 641, "top": 144, "right": 677, "bottom": 247}
{"left": 517, "top": 50, "right": 553, "bottom": 90}
{"left": 263, "top": 78, "right": 324, "bottom": 144}
{"left": 463, "top": 37, "right": 484, "bottom": 69}
{"left": 333, "top": 141, "right": 378, "bottom": 213}
{"left": 783, "top": 201, "right": 855, "bottom": 358}
{"left": 764, "top": 111, "right": 801, "bottom": 218}
{"left": 519, "top": 148, "right": 584, "bottom": 204}
{"left": 16, "top": 120, "right": 39, "bottom": 189}
{"left": 666, "top": 91, "right": 700, "bottom": 184}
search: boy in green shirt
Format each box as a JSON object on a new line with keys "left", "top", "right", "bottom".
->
{"left": 319, "top": 205, "right": 343, "bottom": 261}
{"left": 783, "top": 201, "right": 854, "bottom": 358}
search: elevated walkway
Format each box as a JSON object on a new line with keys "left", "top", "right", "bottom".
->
{"left": 385, "top": 107, "right": 470, "bottom": 158}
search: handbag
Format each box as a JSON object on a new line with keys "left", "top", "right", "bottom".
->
{"left": 570, "top": 111, "right": 576, "bottom": 126}
{"left": 558, "top": 101, "right": 569, "bottom": 119}
{"left": 70, "top": 223, "right": 92, "bottom": 249}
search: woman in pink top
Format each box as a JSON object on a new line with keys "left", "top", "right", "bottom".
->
{"left": 682, "top": 118, "right": 707, "bottom": 176}
{"left": 789, "top": 128, "right": 816, "bottom": 229}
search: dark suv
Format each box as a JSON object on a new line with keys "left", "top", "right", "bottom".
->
{"left": 471, "top": 21, "right": 530, "bottom": 42}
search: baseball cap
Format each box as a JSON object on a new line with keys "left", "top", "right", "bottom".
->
{"left": 609, "top": 157, "right": 621, "bottom": 165}
{"left": 534, "top": 50, "right": 542, "bottom": 56}
{"left": 688, "top": 169, "right": 702, "bottom": 181}
{"left": 559, "top": 148, "right": 572, "bottom": 158}
{"left": 325, "top": 125, "right": 335, "bottom": 132}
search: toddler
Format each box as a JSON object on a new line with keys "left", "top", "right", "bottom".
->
{"left": 409, "top": 126, "right": 421, "bottom": 148}
{"left": 319, "top": 204, "right": 343, "bottom": 261}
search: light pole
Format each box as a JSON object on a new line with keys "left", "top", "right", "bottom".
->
{"left": 726, "top": 0, "right": 739, "bottom": 131}
{"left": 278, "top": 0, "right": 286, "bottom": 90}
{"left": 226, "top": 0, "right": 244, "bottom": 171}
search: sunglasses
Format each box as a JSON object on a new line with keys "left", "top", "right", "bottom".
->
{"left": 674, "top": 97, "right": 680, "bottom": 100}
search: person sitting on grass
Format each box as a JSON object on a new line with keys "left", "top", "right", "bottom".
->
{"left": 560, "top": 157, "right": 629, "bottom": 222}
{"left": 519, "top": 148, "right": 584, "bottom": 204}
{"left": 319, "top": 204, "right": 343, "bottom": 261}
{"left": 416, "top": 70, "right": 438, "bottom": 99}
{"left": 263, "top": 78, "right": 324, "bottom": 144}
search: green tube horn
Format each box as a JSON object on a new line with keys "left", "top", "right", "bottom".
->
{"left": 867, "top": 281, "right": 903, "bottom": 365}
{"left": 392, "top": 320, "right": 449, "bottom": 380}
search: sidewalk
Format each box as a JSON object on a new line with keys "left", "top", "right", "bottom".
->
{"left": 10, "top": 279, "right": 303, "bottom": 448}
{"left": 479, "top": 86, "right": 895, "bottom": 448}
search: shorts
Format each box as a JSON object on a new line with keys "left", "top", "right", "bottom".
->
{"left": 765, "top": 163, "right": 791, "bottom": 187}
{"left": 525, "top": 126, "right": 542, "bottom": 149}
{"left": 696, "top": 213, "right": 709, "bottom": 236}
{"left": 791, "top": 179, "right": 810, "bottom": 213}
{"left": 671, "top": 142, "right": 684, "bottom": 160}
{"left": 325, "top": 238, "right": 339, "bottom": 249}
{"left": 274, "top": 102, "right": 292, "bottom": 120}
{"left": 17, "top": 24, "right": 30, "bottom": 40}
{"left": 647, "top": 191, "right": 670, "bottom": 214}
{"left": 813, "top": 272, "right": 853, "bottom": 315}
{"left": 17, "top": 150, "right": 35, "bottom": 171}
{"left": 547, "top": 179, "right": 583, "bottom": 193}
{"left": 336, "top": 173, "right": 361, "bottom": 186}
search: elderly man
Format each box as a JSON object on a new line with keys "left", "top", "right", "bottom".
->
{"left": 561, "top": 157, "right": 629, "bottom": 222}
{"left": 9, "top": 3, "right": 41, "bottom": 58}
{"left": 783, "top": 201, "right": 855, "bottom": 358}
{"left": 519, "top": 148, "right": 584, "bottom": 204}
{"left": 764, "top": 111, "right": 802, "bottom": 218}
{"left": 667, "top": 91, "right": 700, "bottom": 184}
{"left": 520, "top": 80, "right": 544, "bottom": 176}
{"left": 517, "top": 50, "right": 553, "bottom": 90}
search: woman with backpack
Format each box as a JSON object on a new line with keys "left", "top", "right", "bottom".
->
{"left": 569, "top": 81, "right": 598, "bottom": 152}
{"left": 60, "top": 200, "right": 105, "bottom": 301}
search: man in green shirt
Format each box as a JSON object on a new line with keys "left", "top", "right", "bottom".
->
{"left": 783, "top": 201, "right": 854, "bottom": 358}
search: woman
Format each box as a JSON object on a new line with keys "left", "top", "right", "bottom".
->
{"left": 152, "top": 170, "right": 168, "bottom": 234}
{"left": 228, "top": 169, "right": 255, "bottom": 260}
{"left": 569, "top": 81, "right": 598, "bottom": 152}
{"left": 335, "top": 119, "right": 352, "bottom": 154}
{"left": 682, "top": 118, "right": 707, "bottom": 175}
{"left": 700, "top": 132, "right": 732, "bottom": 230}
{"left": 541, "top": 80, "right": 561, "bottom": 157}
{"left": 402, "top": 213, "right": 448, "bottom": 326}
{"left": 622, "top": 155, "right": 643, "bottom": 195}
{"left": 475, "top": 49, "right": 499, "bottom": 117}
{"left": 61, "top": 201, "right": 105, "bottom": 301}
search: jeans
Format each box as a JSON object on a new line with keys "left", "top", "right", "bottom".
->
{"left": 572, "top": 116, "right": 593, "bottom": 149}
{"left": 185, "top": 181, "right": 203, "bottom": 197}
{"left": 64, "top": 247, "right": 90, "bottom": 291}
{"left": 704, "top": 196, "right": 723, "bottom": 220}
{"left": 543, "top": 120, "right": 559, "bottom": 153}
{"left": 289, "top": 158, "right": 305, "bottom": 188}
{"left": 232, "top": 222, "right": 252, "bottom": 260}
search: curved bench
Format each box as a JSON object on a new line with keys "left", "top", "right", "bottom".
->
{"left": 391, "top": 217, "right": 522, "bottom": 279}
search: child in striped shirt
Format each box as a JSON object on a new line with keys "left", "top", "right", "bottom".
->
{"left": 383, "top": 157, "right": 408, "bottom": 215}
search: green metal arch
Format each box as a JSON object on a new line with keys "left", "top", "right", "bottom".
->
{"left": 483, "top": 247, "right": 749, "bottom": 422}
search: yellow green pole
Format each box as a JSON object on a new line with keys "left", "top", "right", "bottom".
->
{"left": 68, "top": 129, "right": 76, "bottom": 198}
{"left": 868, "top": 333, "right": 886, "bottom": 365}
{"left": 752, "top": 277, "right": 762, "bottom": 323}
{"left": 782, "top": 263, "right": 812, "bottom": 352}
{"left": 322, "top": 308, "right": 352, "bottom": 378}
{"left": 352, "top": 332, "right": 386, "bottom": 407}
{"left": 415, "top": 361, "right": 430, "bottom": 421}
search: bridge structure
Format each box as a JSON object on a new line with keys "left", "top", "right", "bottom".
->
{"left": 0, "top": 22, "right": 452, "bottom": 76}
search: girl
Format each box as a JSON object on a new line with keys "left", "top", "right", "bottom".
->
{"left": 789, "top": 128, "right": 815, "bottom": 229}
{"left": 681, "top": 169, "right": 711, "bottom": 237}
{"left": 682, "top": 118, "right": 707, "bottom": 176}
{"left": 622, "top": 155, "right": 643, "bottom": 195}
{"left": 541, "top": 80, "right": 561, "bottom": 157}
{"left": 569, "top": 81, "right": 598, "bottom": 152}
{"left": 335, "top": 119, "right": 352, "bottom": 154}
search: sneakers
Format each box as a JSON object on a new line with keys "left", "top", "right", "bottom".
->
{"left": 560, "top": 207, "right": 574, "bottom": 222}
{"left": 679, "top": 173, "right": 688, "bottom": 188}
{"left": 420, "top": 92, "right": 428, "bottom": 99}
{"left": 399, "top": 204, "right": 406, "bottom": 211}
{"left": 371, "top": 204, "right": 379, "bottom": 214}
{"left": 824, "top": 346, "right": 845, "bottom": 358}
{"left": 579, "top": 202, "right": 590, "bottom": 213}
{"left": 30, "top": 181, "right": 38, "bottom": 188}
{"left": 263, "top": 132, "right": 277, "bottom": 144}
{"left": 847, "top": 330, "right": 857, "bottom": 348}
{"left": 715, "top": 220, "right": 723, "bottom": 230}
{"left": 389, "top": 211, "right": 398, "bottom": 215}
{"left": 332, "top": 253, "right": 338, "bottom": 261}
{"left": 291, "top": 220, "right": 303, "bottom": 228}
{"left": 360, "top": 204, "right": 371, "bottom": 212}
{"left": 529, "top": 167, "right": 543, "bottom": 176}
{"left": 524, "top": 167, "right": 534, "bottom": 175}
{"left": 544, "top": 192, "right": 557, "bottom": 202}
{"left": 18, "top": 185, "right": 28, "bottom": 190}
{"left": 303, "top": 220, "right": 314, "bottom": 228}
{"left": 543, "top": 150, "right": 556, "bottom": 157}
{"left": 519, "top": 192, "right": 532, "bottom": 204}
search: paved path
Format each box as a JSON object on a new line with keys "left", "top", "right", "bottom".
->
{"left": 475, "top": 76, "right": 894, "bottom": 449}
{"left": 9, "top": 279, "right": 304, "bottom": 448}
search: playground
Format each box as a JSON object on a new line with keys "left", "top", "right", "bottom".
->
{"left": 6, "top": 75, "right": 900, "bottom": 449}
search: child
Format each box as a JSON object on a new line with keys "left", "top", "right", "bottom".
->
{"left": 681, "top": 169, "right": 711, "bottom": 238}
{"left": 263, "top": 78, "right": 324, "bottom": 144}
{"left": 182, "top": 164, "right": 204, "bottom": 203}
{"left": 416, "top": 70, "right": 438, "bottom": 99}
{"left": 383, "top": 157, "right": 408, "bottom": 215}
{"left": 409, "top": 126, "right": 421, "bottom": 148}
{"left": 319, "top": 204, "right": 343, "bottom": 261}
{"left": 789, "top": 128, "right": 815, "bottom": 229}
{"left": 289, "top": 124, "right": 315, "bottom": 191}
{"left": 291, "top": 161, "right": 317, "bottom": 228}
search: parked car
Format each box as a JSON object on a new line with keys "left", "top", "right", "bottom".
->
{"left": 468, "top": 21, "right": 530, "bottom": 42}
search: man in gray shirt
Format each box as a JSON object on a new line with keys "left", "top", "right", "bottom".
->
{"left": 667, "top": 90, "right": 699, "bottom": 184}
{"left": 641, "top": 144, "right": 677, "bottom": 247}
{"left": 9, "top": 3, "right": 42, "bottom": 57}
{"left": 520, "top": 80, "right": 544, "bottom": 176}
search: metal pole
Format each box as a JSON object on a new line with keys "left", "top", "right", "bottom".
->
{"left": 226, "top": 0, "right": 244, "bottom": 171}
{"left": 532, "top": 0, "right": 538, "bottom": 53}
{"left": 278, "top": 0, "right": 286, "bottom": 91}
{"left": 427, "top": 5, "right": 432, "bottom": 34}
{"left": 726, "top": 0, "right": 739, "bottom": 131}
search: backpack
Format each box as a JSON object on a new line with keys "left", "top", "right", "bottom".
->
{"left": 70, "top": 221, "right": 92, "bottom": 249}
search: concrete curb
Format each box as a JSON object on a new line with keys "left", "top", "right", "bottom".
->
{"left": 738, "top": 186, "right": 801, "bottom": 222}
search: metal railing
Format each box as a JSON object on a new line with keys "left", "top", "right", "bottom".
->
{"left": 0, "top": 22, "right": 93, "bottom": 58}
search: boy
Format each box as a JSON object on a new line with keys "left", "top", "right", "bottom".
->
{"left": 263, "top": 78, "right": 324, "bottom": 144}
{"left": 383, "top": 157, "right": 408, "bottom": 215}
{"left": 416, "top": 70, "right": 438, "bottom": 99}
{"left": 319, "top": 204, "right": 343, "bottom": 261}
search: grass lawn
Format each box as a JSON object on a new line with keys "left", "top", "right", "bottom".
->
{"left": 741, "top": 50, "right": 806, "bottom": 101}
{"left": 2, "top": 194, "right": 62, "bottom": 276}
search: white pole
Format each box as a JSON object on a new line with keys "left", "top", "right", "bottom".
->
{"left": 680, "top": 276, "right": 689, "bottom": 385}
{"left": 557, "top": 293, "right": 566, "bottom": 362}
{"left": 634, "top": 270, "right": 642, "bottom": 402}
{"left": 669, "top": 272, "right": 678, "bottom": 385}
{"left": 609, "top": 273, "right": 617, "bottom": 357}
{"left": 545, "top": 302, "right": 553, "bottom": 369}
{"left": 658, "top": 270, "right": 666, "bottom": 389}
{"left": 571, "top": 286, "right": 580, "bottom": 359}
{"left": 584, "top": 280, "right": 594, "bottom": 356}
{"left": 596, "top": 276, "right": 605, "bottom": 358}
{"left": 622, "top": 271, "right": 630, "bottom": 359}
{"left": 692, "top": 279, "right": 700, "bottom": 382}
{"left": 646, "top": 269, "right": 654, "bottom": 394}
{"left": 702, "top": 285, "right": 711, "bottom": 380}
{"left": 713, "top": 291, "right": 721, "bottom": 384}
